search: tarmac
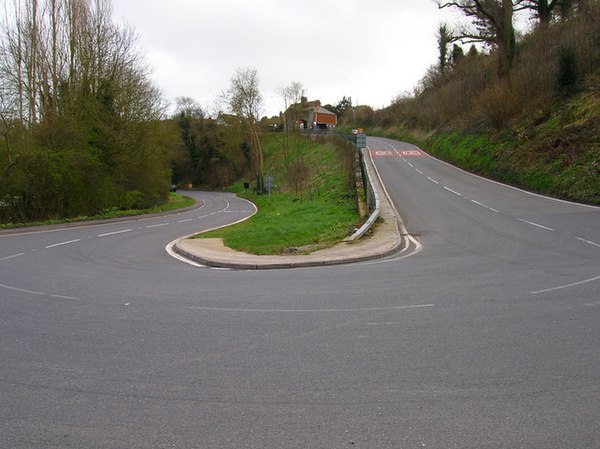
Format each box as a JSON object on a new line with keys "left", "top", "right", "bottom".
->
{"left": 173, "top": 177, "right": 406, "bottom": 270}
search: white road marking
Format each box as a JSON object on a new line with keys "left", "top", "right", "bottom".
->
{"left": 415, "top": 169, "right": 424, "bottom": 175}
{"left": 188, "top": 303, "right": 435, "bottom": 313}
{"left": 584, "top": 301, "right": 600, "bottom": 307}
{"left": 0, "top": 282, "right": 45, "bottom": 296}
{"left": 146, "top": 223, "right": 170, "bottom": 228}
{"left": 517, "top": 218, "right": 554, "bottom": 231}
{"left": 531, "top": 275, "right": 600, "bottom": 295}
{"left": 50, "top": 294, "right": 78, "bottom": 300}
{"left": 0, "top": 282, "right": 79, "bottom": 299}
{"left": 165, "top": 239, "right": 206, "bottom": 268}
{"left": 470, "top": 199, "right": 500, "bottom": 213}
{"left": 443, "top": 186, "right": 463, "bottom": 196}
{"left": 97, "top": 229, "right": 132, "bottom": 237}
{"left": 576, "top": 237, "right": 600, "bottom": 248}
{"left": 45, "top": 239, "right": 81, "bottom": 249}
{"left": 177, "top": 218, "right": 193, "bottom": 223}
{"left": 405, "top": 142, "right": 600, "bottom": 210}
{"left": 407, "top": 162, "right": 414, "bottom": 168}
{"left": 427, "top": 177, "right": 439, "bottom": 184}
{"left": 0, "top": 253, "right": 25, "bottom": 261}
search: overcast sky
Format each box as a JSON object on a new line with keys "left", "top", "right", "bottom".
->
{"left": 111, "top": 0, "right": 460, "bottom": 117}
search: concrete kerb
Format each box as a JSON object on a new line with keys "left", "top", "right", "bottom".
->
{"left": 172, "top": 146, "right": 407, "bottom": 270}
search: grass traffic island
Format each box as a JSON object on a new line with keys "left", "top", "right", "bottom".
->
{"left": 194, "top": 134, "right": 361, "bottom": 256}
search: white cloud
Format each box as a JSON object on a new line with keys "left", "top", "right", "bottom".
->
{"left": 112, "top": 0, "right": 453, "bottom": 116}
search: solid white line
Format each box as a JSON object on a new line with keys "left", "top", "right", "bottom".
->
{"left": 0, "top": 282, "right": 45, "bottom": 296}
{"left": 0, "top": 253, "right": 25, "bottom": 261}
{"left": 146, "top": 223, "right": 170, "bottom": 228}
{"left": 188, "top": 304, "right": 435, "bottom": 313}
{"left": 97, "top": 229, "right": 132, "bottom": 237}
{"left": 165, "top": 239, "right": 206, "bottom": 268}
{"left": 404, "top": 142, "right": 600, "bottom": 210}
{"left": 443, "top": 186, "right": 463, "bottom": 196}
{"left": 517, "top": 218, "right": 554, "bottom": 231}
{"left": 427, "top": 177, "right": 439, "bottom": 184}
{"left": 470, "top": 199, "right": 500, "bottom": 213}
{"left": 576, "top": 237, "right": 600, "bottom": 248}
{"left": 50, "top": 294, "right": 79, "bottom": 300}
{"left": 45, "top": 239, "right": 81, "bottom": 249}
{"left": 0, "top": 281, "right": 79, "bottom": 299}
{"left": 531, "top": 275, "right": 600, "bottom": 295}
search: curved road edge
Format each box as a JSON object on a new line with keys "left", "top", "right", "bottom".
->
{"left": 0, "top": 196, "right": 204, "bottom": 236}
{"left": 170, "top": 147, "right": 415, "bottom": 270}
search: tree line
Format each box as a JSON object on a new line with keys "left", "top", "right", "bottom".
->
{"left": 0, "top": 0, "right": 284, "bottom": 225}
{"left": 0, "top": 0, "right": 169, "bottom": 223}
{"left": 342, "top": 0, "right": 600, "bottom": 132}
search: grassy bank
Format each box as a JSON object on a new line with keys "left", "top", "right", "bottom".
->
{"left": 366, "top": 87, "right": 600, "bottom": 206}
{"left": 196, "top": 133, "right": 360, "bottom": 255}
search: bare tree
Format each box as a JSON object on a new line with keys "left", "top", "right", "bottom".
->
{"left": 520, "top": 0, "right": 562, "bottom": 24}
{"left": 278, "top": 80, "right": 305, "bottom": 167}
{"left": 0, "top": 0, "right": 169, "bottom": 220}
{"left": 223, "top": 66, "right": 265, "bottom": 190}
{"left": 436, "top": 0, "right": 527, "bottom": 79}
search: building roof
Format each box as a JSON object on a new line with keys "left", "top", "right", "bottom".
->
{"left": 312, "top": 106, "right": 336, "bottom": 115}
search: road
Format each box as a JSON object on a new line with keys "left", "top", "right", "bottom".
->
{"left": 1, "top": 136, "right": 599, "bottom": 448}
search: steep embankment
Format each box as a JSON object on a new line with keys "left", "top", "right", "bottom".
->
{"left": 422, "top": 77, "right": 599, "bottom": 205}
{"left": 366, "top": 74, "right": 599, "bottom": 206}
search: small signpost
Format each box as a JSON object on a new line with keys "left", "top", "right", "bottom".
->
{"left": 355, "top": 132, "right": 367, "bottom": 149}
{"left": 265, "top": 175, "right": 273, "bottom": 200}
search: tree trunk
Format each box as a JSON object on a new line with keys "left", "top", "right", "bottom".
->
{"left": 496, "top": 0, "right": 515, "bottom": 80}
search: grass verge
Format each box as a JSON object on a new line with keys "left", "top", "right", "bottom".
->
{"left": 195, "top": 133, "right": 360, "bottom": 255}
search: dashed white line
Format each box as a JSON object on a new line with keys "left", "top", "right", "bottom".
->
{"left": 470, "top": 200, "right": 500, "bottom": 213}
{"left": 0, "top": 253, "right": 25, "bottom": 261}
{"left": 517, "top": 218, "right": 554, "bottom": 231}
{"left": 443, "top": 186, "right": 463, "bottom": 196}
{"left": 407, "top": 162, "right": 414, "bottom": 168}
{"left": 531, "top": 275, "right": 600, "bottom": 295}
{"left": 576, "top": 237, "right": 600, "bottom": 248}
{"left": 427, "top": 177, "right": 439, "bottom": 184}
{"left": 188, "top": 304, "right": 435, "bottom": 313}
{"left": 0, "top": 282, "right": 45, "bottom": 296}
{"left": 0, "top": 282, "right": 79, "bottom": 299}
{"left": 98, "top": 229, "right": 133, "bottom": 237}
{"left": 50, "top": 294, "right": 78, "bottom": 300}
{"left": 45, "top": 239, "right": 81, "bottom": 249}
{"left": 415, "top": 169, "right": 424, "bottom": 175}
{"left": 177, "top": 218, "right": 193, "bottom": 223}
{"left": 146, "top": 223, "right": 170, "bottom": 228}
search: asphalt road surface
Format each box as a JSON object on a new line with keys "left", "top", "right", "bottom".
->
{"left": 1, "top": 136, "right": 599, "bottom": 448}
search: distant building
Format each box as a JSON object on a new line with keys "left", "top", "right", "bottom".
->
{"left": 284, "top": 97, "right": 337, "bottom": 132}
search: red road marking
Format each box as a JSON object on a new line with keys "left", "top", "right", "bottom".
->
{"left": 401, "top": 150, "right": 423, "bottom": 157}
{"left": 371, "top": 150, "right": 395, "bottom": 157}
